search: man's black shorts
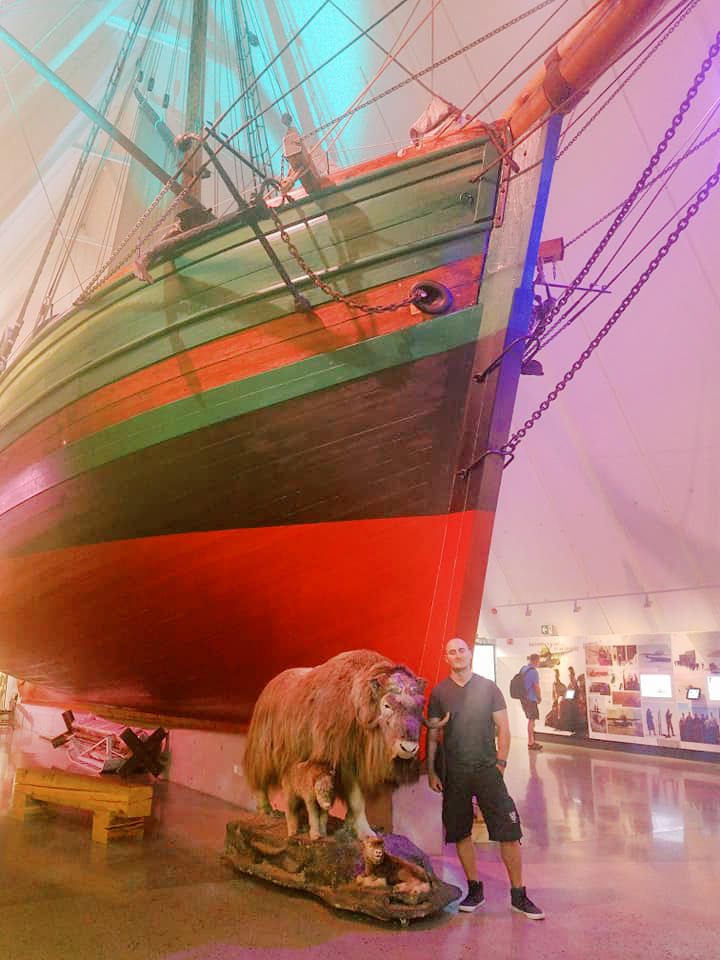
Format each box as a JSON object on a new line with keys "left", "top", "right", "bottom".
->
{"left": 442, "top": 765, "right": 523, "bottom": 844}
{"left": 521, "top": 698, "right": 539, "bottom": 720}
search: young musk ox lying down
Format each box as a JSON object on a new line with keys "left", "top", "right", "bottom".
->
{"left": 243, "top": 649, "right": 447, "bottom": 838}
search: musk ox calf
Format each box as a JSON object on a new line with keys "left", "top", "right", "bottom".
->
{"left": 243, "top": 649, "right": 447, "bottom": 838}
{"left": 281, "top": 761, "right": 336, "bottom": 841}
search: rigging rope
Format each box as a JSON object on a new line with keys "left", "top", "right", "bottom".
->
{"left": 76, "top": 0, "right": 416, "bottom": 297}
{"left": 522, "top": 14, "right": 718, "bottom": 357}
{"left": 319, "top": 0, "right": 441, "bottom": 158}
{"left": 308, "top": 0, "right": 564, "bottom": 139}
{"left": 464, "top": 28, "right": 720, "bottom": 473}
{"left": 537, "top": 138, "right": 720, "bottom": 350}
{"left": 77, "top": 0, "right": 573, "bottom": 299}
{"left": 565, "top": 124, "right": 720, "bottom": 249}
{"left": 454, "top": 0, "right": 708, "bottom": 373}
{"left": 555, "top": 0, "right": 701, "bottom": 163}
{"left": 462, "top": 0, "right": 577, "bottom": 122}
{"left": 538, "top": 101, "right": 720, "bottom": 351}
{"left": 493, "top": 158, "right": 720, "bottom": 471}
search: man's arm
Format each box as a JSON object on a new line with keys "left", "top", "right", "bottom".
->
{"left": 533, "top": 668, "right": 541, "bottom": 702}
{"left": 426, "top": 727, "right": 443, "bottom": 791}
{"left": 493, "top": 707, "right": 511, "bottom": 773}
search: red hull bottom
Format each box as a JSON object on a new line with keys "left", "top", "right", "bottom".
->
{"left": 5, "top": 509, "right": 493, "bottom": 727}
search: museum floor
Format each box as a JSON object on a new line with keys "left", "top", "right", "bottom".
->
{"left": 1, "top": 721, "right": 718, "bottom": 960}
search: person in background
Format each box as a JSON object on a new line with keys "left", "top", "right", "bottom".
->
{"left": 426, "top": 637, "right": 544, "bottom": 919}
{"left": 646, "top": 707, "right": 656, "bottom": 735}
{"left": 522, "top": 653, "right": 543, "bottom": 751}
{"left": 666, "top": 708, "right": 675, "bottom": 737}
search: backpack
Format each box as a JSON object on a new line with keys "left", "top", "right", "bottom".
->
{"left": 510, "top": 666, "right": 528, "bottom": 700}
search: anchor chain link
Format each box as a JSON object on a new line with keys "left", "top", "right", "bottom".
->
{"left": 523, "top": 29, "right": 720, "bottom": 357}
{"left": 264, "top": 198, "right": 424, "bottom": 314}
{"left": 498, "top": 159, "right": 720, "bottom": 466}
{"left": 77, "top": 175, "right": 193, "bottom": 302}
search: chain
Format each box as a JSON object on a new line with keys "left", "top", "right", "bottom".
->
{"left": 77, "top": 173, "right": 194, "bottom": 301}
{"left": 566, "top": 125, "right": 720, "bottom": 249}
{"left": 522, "top": 29, "right": 720, "bottom": 357}
{"left": 72, "top": 0, "right": 559, "bottom": 305}
{"left": 264, "top": 199, "right": 423, "bottom": 314}
{"left": 496, "top": 159, "right": 720, "bottom": 467}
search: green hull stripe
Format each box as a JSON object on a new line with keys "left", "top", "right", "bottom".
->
{"left": 67, "top": 305, "right": 483, "bottom": 474}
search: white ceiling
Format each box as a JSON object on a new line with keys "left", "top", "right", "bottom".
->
{"left": 1, "top": 0, "right": 719, "bottom": 644}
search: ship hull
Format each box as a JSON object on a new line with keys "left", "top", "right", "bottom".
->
{"left": 0, "top": 126, "right": 549, "bottom": 727}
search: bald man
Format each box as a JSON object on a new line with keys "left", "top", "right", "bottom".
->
{"left": 426, "top": 637, "right": 544, "bottom": 918}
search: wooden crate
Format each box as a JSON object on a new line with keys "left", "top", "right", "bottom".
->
{"left": 11, "top": 767, "right": 153, "bottom": 844}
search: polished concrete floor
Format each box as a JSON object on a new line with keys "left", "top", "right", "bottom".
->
{"left": 1, "top": 720, "right": 719, "bottom": 960}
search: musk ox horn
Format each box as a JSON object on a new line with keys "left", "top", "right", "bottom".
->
{"left": 422, "top": 711, "right": 449, "bottom": 728}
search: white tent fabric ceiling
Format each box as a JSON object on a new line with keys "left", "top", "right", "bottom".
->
{"left": 0, "top": 0, "right": 718, "bottom": 644}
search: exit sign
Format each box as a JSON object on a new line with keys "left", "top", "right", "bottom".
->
{"left": 541, "top": 624, "right": 555, "bottom": 635}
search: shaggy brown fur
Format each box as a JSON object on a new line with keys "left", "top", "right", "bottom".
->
{"left": 243, "top": 650, "right": 426, "bottom": 834}
{"left": 355, "top": 837, "right": 431, "bottom": 895}
{"left": 281, "top": 760, "right": 336, "bottom": 840}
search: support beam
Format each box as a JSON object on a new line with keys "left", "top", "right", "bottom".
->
{"left": 0, "top": 24, "right": 185, "bottom": 198}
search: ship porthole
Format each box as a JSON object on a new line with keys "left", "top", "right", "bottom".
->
{"left": 410, "top": 280, "right": 453, "bottom": 315}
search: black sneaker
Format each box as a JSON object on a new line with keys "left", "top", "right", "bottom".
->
{"left": 458, "top": 880, "right": 485, "bottom": 912}
{"left": 511, "top": 886, "right": 545, "bottom": 919}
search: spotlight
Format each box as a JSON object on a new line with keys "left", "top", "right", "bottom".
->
{"left": 524, "top": 605, "right": 532, "bottom": 617}
{"left": 644, "top": 595, "right": 653, "bottom": 608}
{"left": 573, "top": 600, "right": 581, "bottom": 613}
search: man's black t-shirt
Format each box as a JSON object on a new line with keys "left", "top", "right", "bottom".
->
{"left": 428, "top": 674, "right": 506, "bottom": 770}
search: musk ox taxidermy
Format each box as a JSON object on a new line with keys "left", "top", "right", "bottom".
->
{"left": 281, "top": 760, "right": 336, "bottom": 840}
{"left": 243, "top": 649, "right": 447, "bottom": 838}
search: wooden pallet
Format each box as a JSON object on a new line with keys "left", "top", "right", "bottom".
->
{"left": 11, "top": 767, "right": 154, "bottom": 844}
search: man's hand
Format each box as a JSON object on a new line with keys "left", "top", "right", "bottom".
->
{"left": 428, "top": 772, "right": 443, "bottom": 792}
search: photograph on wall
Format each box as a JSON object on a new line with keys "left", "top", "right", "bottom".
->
{"left": 637, "top": 638, "right": 672, "bottom": 672}
{"left": 652, "top": 703, "right": 677, "bottom": 739}
{"left": 642, "top": 700, "right": 671, "bottom": 739}
{"left": 585, "top": 643, "right": 612, "bottom": 667}
{"left": 613, "top": 643, "right": 639, "bottom": 692}
{"left": 530, "top": 642, "right": 587, "bottom": 737}
{"left": 605, "top": 705, "right": 643, "bottom": 737}
{"left": 672, "top": 631, "right": 720, "bottom": 698}
{"left": 678, "top": 704, "right": 720, "bottom": 745}
{"left": 586, "top": 640, "right": 647, "bottom": 741}
{"left": 586, "top": 661, "right": 611, "bottom": 692}
{"left": 585, "top": 642, "right": 613, "bottom": 740}
{"left": 612, "top": 689, "right": 641, "bottom": 708}
{"left": 588, "top": 696, "right": 607, "bottom": 733}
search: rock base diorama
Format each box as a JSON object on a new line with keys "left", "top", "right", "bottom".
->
{"left": 223, "top": 812, "right": 460, "bottom": 924}
{"left": 228, "top": 650, "right": 459, "bottom": 923}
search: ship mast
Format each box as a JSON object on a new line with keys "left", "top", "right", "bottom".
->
{"left": 176, "top": 0, "right": 215, "bottom": 227}
{"left": 183, "top": 0, "right": 207, "bottom": 205}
